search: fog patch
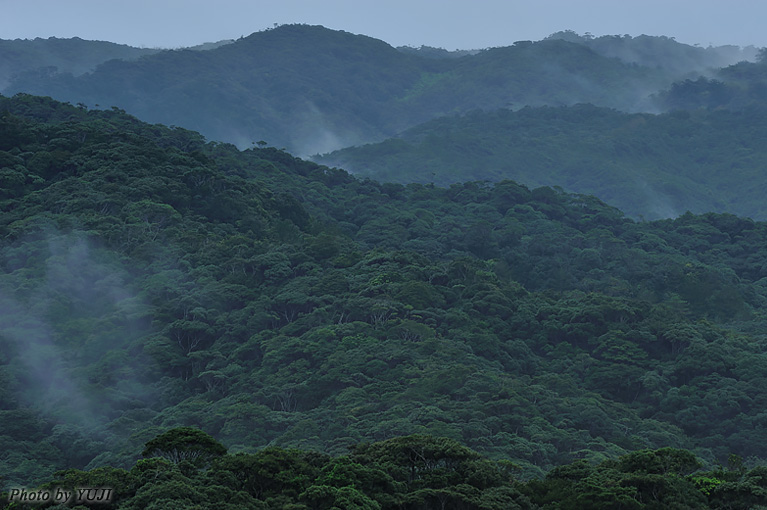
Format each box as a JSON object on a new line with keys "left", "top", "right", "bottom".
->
{"left": 290, "top": 101, "right": 363, "bottom": 158}
{"left": 633, "top": 179, "right": 680, "bottom": 220}
{"left": 0, "top": 290, "right": 102, "bottom": 429}
{"left": 296, "top": 127, "right": 346, "bottom": 158}
{"left": 0, "top": 229, "right": 156, "bottom": 441}
{"left": 224, "top": 131, "right": 256, "bottom": 151}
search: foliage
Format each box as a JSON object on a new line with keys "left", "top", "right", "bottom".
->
{"left": 3, "top": 94, "right": 767, "bottom": 510}
{"left": 141, "top": 427, "right": 227, "bottom": 467}
{"left": 11, "top": 434, "right": 767, "bottom": 509}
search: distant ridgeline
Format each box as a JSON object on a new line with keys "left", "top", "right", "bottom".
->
{"left": 0, "top": 35, "right": 234, "bottom": 90}
{"left": 4, "top": 94, "right": 767, "bottom": 506}
{"left": 0, "top": 24, "right": 758, "bottom": 156}
{"left": 316, "top": 35, "right": 767, "bottom": 221}
{"left": 544, "top": 30, "right": 759, "bottom": 73}
{"left": 3, "top": 25, "right": 764, "bottom": 225}
{"left": 0, "top": 37, "right": 162, "bottom": 91}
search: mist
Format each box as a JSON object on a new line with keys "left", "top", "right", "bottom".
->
{"left": 0, "top": 229, "right": 158, "bottom": 484}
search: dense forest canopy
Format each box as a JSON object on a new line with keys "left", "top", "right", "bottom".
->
{"left": 3, "top": 23, "right": 767, "bottom": 509}
{"left": 2, "top": 94, "right": 767, "bottom": 509}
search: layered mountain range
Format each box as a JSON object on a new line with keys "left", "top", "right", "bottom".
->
{"left": 3, "top": 25, "right": 767, "bottom": 508}
{"left": 3, "top": 25, "right": 763, "bottom": 221}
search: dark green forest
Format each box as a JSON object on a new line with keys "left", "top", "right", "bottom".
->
{"left": 3, "top": 93, "right": 767, "bottom": 508}
{"left": 6, "top": 427, "right": 767, "bottom": 509}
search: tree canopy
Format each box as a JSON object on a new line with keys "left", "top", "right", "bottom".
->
{"left": 3, "top": 93, "right": 767, "bottom": 509}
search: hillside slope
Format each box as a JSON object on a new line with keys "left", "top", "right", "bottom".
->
{"left": 317, "top": 104, "right": 767, "bottom": 220}
{"left": 656, "top": 52, "right": 767, "bottom": 111}
{"left": 3, "top": 94, "right": 767, "bottom": 492}
{"left": 546, "top": 30, "right": 757, "bottom": 73}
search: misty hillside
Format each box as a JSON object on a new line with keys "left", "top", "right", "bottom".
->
{"left": 0, "top": 36, "right": 237, "bottom": 97}
{"left": 2, "top": 24, "right": 749, "bottom": 155}
{"left": 0, "top": 37, "right": 162, "bottom": 90}
{"left": 546, "top": 30, "right": 758, "bottom": 73}
{"left": 4, "top": 95, "right": 767, "bottom": 507}
{"left": 316, "top": 104, "right": 767, "bottom": 220}
{"left": 2, "top": 25, "right": 433, "bottom": 154}
{"left": 387, "top": 38, "right": 672, "bottom": 114}
{"left": 656, "top": 51, "right": 767, "bottom": 111}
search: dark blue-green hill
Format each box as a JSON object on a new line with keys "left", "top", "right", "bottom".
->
{"left": 0, "top": 36, "right": 161, "bottom": 90}
{"left": 2, "top": 25, "right": 743, "bottom": 155}
{"left": 316, "top": 104, "right": 767, "bottom": 220}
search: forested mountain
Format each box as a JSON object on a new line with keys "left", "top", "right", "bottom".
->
{"left": 0, "top": 36, "right": 237, "bottom": 100}
{"left": 4, "top": 94, "right": 767, "bottom": 509}
{"left": 656, "top": 50, "right": 767, "bottom": 111}
{"left": 546, "top": 30, "right": 758, "bottom": 74}
{"left": 1, "top": 24, "right": 746, "bottom": 155}
{"left": 316, "top": 104, "right": 767, "bottom": 221}
{"left": 0, "top": 37, "right": 161, "bottom": 91}
{"left": 2, "top": 25, "right": 435, "bottom": 154}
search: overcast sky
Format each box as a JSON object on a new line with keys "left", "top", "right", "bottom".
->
{"left": 2, "top": 0, "right": 765, "bottom": 50}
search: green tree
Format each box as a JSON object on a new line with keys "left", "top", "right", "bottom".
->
{"left": 141, "top": 427, "right": 227, "bottom": 468}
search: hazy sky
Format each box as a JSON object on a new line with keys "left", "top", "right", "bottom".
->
{"left": 2, "top": 0, "right": 766, "bottom": 50}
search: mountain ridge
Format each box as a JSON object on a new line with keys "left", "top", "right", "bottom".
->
{"left": 3, "top": 24, "right": 750, "bottom": 156}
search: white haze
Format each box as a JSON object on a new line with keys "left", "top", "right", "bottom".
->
{"left": 0, "top": 230, "right": 157, "bottom": 449}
